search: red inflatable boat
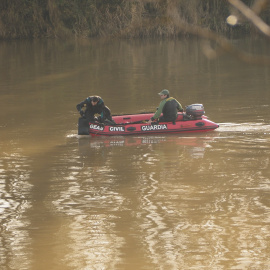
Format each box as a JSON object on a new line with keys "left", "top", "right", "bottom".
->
{"left": 78, "top": 104, "right": 219, "bottom": 136}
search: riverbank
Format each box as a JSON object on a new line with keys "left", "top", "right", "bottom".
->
{"left": 0, "top": 0, "right": 251, "bottom": 40}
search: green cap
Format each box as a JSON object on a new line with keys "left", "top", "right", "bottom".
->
{"left": 158, "top": 89, "right": 170, "bottom": 96}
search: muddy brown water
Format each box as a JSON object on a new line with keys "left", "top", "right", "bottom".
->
{"left": 0, "top": 38, "right": 269, "bottom": 270}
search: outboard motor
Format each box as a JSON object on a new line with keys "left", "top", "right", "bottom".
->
{"left": 185, "top": 104, "right": 205, "bottom": 119}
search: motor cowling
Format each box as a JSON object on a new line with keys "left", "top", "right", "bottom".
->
{"left": 185, "top": 104, "right": 205, "bottom": 119}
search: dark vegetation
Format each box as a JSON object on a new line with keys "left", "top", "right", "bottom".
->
{"left": 1, "top": 0, "right": 269, "bottom": 40}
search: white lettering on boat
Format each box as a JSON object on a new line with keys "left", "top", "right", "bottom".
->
{"left": 109, "top": 126, "right": 125, "bottom": 132}
{"left": 89, "top": 124, "right": 104, "bottom": 131}
{"left": 141, "top": 124, "right": 168, "bottom": 131}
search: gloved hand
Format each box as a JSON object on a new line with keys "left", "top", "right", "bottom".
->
{"left": 79, "top": 110, "right": 84, "bottom": 116}
{"left": 97, "top": 116, "right": 103, "bottom": 123}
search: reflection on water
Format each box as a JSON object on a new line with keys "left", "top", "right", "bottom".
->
{"left": 1, "top": 128, "right": 270, "bottom": 269}
{"left": 41, "top": 130, "right": 269, "bottom": 270}
{"left": 45, "top": 134, "right": 215, "bottom": 269}
{"left": 0, "top": 152, "right": 33, "bottom": 270}
{"left": 0, "top": 38, "right": 270, "bottom": 269}
{"left": 76, "top": 135, "right": 214, "bottom": 159}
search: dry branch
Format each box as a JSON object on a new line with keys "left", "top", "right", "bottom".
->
{"left": 228, "top": 0, "right": 270, "bottom": 36}
{"left": 177, "top": 22, "right": 270, "bottom": 65}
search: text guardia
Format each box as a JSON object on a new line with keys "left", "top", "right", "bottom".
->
{"left": 141, "top": 124, "right": 167, "bottom": 131}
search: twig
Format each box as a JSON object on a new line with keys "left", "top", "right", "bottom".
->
{"left": 228, "top": 0, "right": 270, "bottom": 37}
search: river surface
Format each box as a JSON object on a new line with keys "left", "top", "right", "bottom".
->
{"left": 0, "top": 38, "right": 270, "bottom": 270}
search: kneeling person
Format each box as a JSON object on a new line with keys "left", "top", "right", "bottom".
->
{"left": 76, "top": 95, "right": 113, "bottom": 123}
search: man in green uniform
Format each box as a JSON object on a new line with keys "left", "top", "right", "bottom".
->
{"left": 148, "top": 89, "right": 183, "bottom": 124}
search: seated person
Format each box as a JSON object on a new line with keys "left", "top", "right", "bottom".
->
{"left": 76, "top": 95, "right": 113, "bottom": 123}
{"left": 148, "top": 89, "right": 183, "bottom": 124}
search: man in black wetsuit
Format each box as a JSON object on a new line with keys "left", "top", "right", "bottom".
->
{"left": 76, "top": 95, "right": 113, "bottom": 123}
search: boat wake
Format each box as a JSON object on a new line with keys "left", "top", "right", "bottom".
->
{"left": 217, "top": 122, "right": 270, "bottom": 134}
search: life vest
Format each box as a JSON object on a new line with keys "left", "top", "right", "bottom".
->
{"left": 162, "top": 97, "right": 178, "bottom": 120}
